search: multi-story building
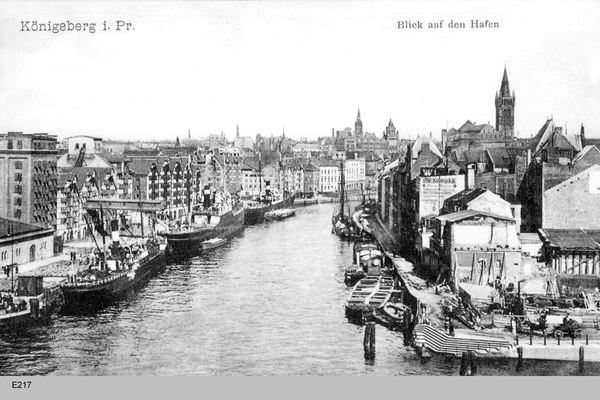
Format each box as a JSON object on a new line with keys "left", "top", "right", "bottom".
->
{"left": 442, "top": 67, "right": 518, "bottom": 153}
{"left": 0, "top": 132, "right": 58, "bottom": 228}
{"left": 317, "top": 160, "right": 340, "bottom": 193}
{"left": 1, "top": 217, "right": 55, "bottom": 268}
{"left": 517, "top": 122, "right": 597, "bottom": 233}
{"left": 344, "top": 156, "right": 366, "bottom": 191}
{"left": 378, "top": 137, "right": 464, "bottom": 260}
{"left": 429, "top": 191, "right": 521, "bottom": 288}
{"left": 303, "top": 161, "right": 320, "bottom": 193}
{"left": 146, "top": 159, "right": 199, "bottom": 221}
{"left": 56, "top": 136, "right": 141, "bottom": 243}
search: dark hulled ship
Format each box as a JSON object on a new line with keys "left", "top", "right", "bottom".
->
{"left": 161, "top": 188, "right": 245, "bottom": 256}
{"left": 60, "top": 210, "right": 168, "bottom": 311}
{"left": 244, "top": 192, "right": 295, "bottom": 225}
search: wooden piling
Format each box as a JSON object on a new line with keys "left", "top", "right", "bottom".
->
{"left": 586, "top": 335, "right": 589, "bottom": 345}
{"left": 459, "top": 352, "right": 469, "bottom": 376}
{"left": 529, "top": 333, "right": 533, "bottom": 346}
{"left": 579, "top": 346, "right": 585, "bottom": 374}
{"left": 369, "top": 323, "right": 376, "bottom": 350}
{"left": 469, "top": 351, "right": 478, "bottom": 376}
{"left": 29, "top": 298, "right": 40, "bottom": 319}
{"left": 363, "top": 324, "right": 371, "bottom": 351}
{"left": 572, "top": 336, "right": 575, "bottom": 345}
{"left": 516, "top": 346, "right": 523, "bottom": 371}
{"left": 363, "top": 323, "right": 376, "bottom": 357}
{"left": 543, "top": 335, "right": 546, "bottom": 346}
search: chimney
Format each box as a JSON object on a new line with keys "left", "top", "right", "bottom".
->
{"left": 466, "top": 164, "right": 475, "bottom": 189}
{"left": 527, "top": 149, "right": 531, "bottom": 165}
{"left": 581, "top": 123, "right": 586, "bottom": 148}
{"left": 441, "top": 129, "right": 447, "bottom": 155}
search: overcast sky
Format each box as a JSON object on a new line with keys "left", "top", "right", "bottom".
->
{"left": 1, "top": 0, "right": 599, "bottom": 142}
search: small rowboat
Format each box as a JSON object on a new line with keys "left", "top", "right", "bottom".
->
{"left": 265, "top": 209, "right": 296, "bottom": 221}
{"left": 202, "top": 238, "right": 227, "bottom": 250}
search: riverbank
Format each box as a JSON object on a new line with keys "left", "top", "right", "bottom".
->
{"left": 367, "top": 214, "right": 600, "bottom": 363}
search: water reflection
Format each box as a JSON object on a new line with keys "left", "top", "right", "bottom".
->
{"left": 0, "top": 203, "right": 594, "bottom": 376}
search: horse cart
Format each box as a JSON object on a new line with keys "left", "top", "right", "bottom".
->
{"left": 553, "top": 320, "right": 584, "bottom": 339}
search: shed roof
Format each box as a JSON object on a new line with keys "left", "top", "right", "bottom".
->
{"left": 539, "top": 229, "right": 600, "bottom": 250}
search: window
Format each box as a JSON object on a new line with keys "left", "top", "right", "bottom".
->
{"left": 14, "top": 197, "right": 22, "bottom": 206}
{"left": 17, "top": 141, "right": 23, "bottom": 150}
{"left": 8, "top": 140, "right": 13, "bottom": 149}
{"left": 14, "top": 209, "right": 21, "bottom": 218}
{"left": 15, "top": 161, "right": 22, "bottom": 169}
{"left": 14, "top": 185, "right": 22, "bottom": 194}
{"left": 16, "top": 248, "right": 21, "bottom": 257}
{"left": 14, "top": 172, "right": 22, "bottom": 181}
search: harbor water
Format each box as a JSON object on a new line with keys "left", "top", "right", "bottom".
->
{"left": 0, "top": 203, "right": 598, "bottom": 376}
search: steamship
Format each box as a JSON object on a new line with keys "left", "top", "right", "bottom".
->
{"left": 161, "top": 187, "right": 245, "bottom": 256}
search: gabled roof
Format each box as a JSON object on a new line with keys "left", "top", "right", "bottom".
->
{"left": 303, "top": 162, "right": 319, "bottom": 172}
{"left": 436, "top": 209, "right": 515, "bottom": 223}
{"left": 564, "top": 135, "right": 583, "bottom": 151}
{"left": 456, "top": 120, "right": 493, "bottom": 134}
{"left": 411, "top": 136, "right": 443, "bottom": 159}
{"left": 531, "top": 119, "right": 581, "bottom": 156}
{"left": 572, "top": 144, "right": 600, "bottom": 165}
{"left": 381, "top": 158, "right": 400, "bottom": 176}
{"left": 65, "top": 135, "right": 103, "bottom": 141}
{"left": 57, "top": 153, "right": 113, "bottom": 169}
{"left": 0, "top": 217, "right": 46, "bottom": 238}
{"left": 444, "top": 187, "right": 488, "bottom": 205}
{"left": 486, "top": 147, "right": 512, "bottom": 169}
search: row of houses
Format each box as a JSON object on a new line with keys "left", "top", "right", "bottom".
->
{"left": 378, "top": 124, "right": 600, "bottom": 292}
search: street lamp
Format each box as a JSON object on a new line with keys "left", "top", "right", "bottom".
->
{"left": 5, "top": 263, "right": 18, "bottom": 293}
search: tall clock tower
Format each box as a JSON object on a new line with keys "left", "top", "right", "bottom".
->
{"left": 495, "top": 67, "right": 515, "bottom": 139}
{"left": 354, "top": 109, "right": 363, "bottom": 138}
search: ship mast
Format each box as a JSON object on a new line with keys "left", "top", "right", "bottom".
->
{"left": 258, "top": 151, "right": 263, "bottom": 196}
{"left": 339, "top": 159, "right": 345, "bottom": 220}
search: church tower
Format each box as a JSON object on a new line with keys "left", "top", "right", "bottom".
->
{"left": 354, "top": 109, "right": 363, "bottom": 138}
{"left": 495, "top": 66, "right": 515, "bottom": 139}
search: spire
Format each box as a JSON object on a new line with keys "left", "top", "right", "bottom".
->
{"left": 499, "top": 66, "right": 511, "bottom": 98}
{"left": 236, "top": 124, "right": 239, "bottom": 138}
{"left": 357, "top": 108, "right": 361, "bottom": 121}
{"left": 388, "top": 118, "right": 393, "bottom": 127}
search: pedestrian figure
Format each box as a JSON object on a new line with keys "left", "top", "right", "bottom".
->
{"left": 449, "top": 320, "right": 455, "bottom": 336}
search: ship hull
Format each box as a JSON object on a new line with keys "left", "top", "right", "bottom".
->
{"left": 61, "top": 250, "right": 166, "bottom": 311}
{"left": 244, "top": 194, "right": 295, "bottom": 225}
{"left": 164, "top": 206, "right": 245, "bottom": 256}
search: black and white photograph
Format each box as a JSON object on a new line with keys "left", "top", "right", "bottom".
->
{"left": 1, "top": 0, "right": 600, "bottom": 384}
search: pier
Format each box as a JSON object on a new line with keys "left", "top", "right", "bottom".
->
{"left": 368, "top": 213, "right": 600, "bottom": 363}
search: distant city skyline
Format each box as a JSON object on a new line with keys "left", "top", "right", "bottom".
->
{"left": 1, "top": 1, "right": 599, "bottom": 142}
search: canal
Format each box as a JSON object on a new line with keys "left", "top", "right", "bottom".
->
{"left": 0, "top": 203, "right": 597, "bottom": 375}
